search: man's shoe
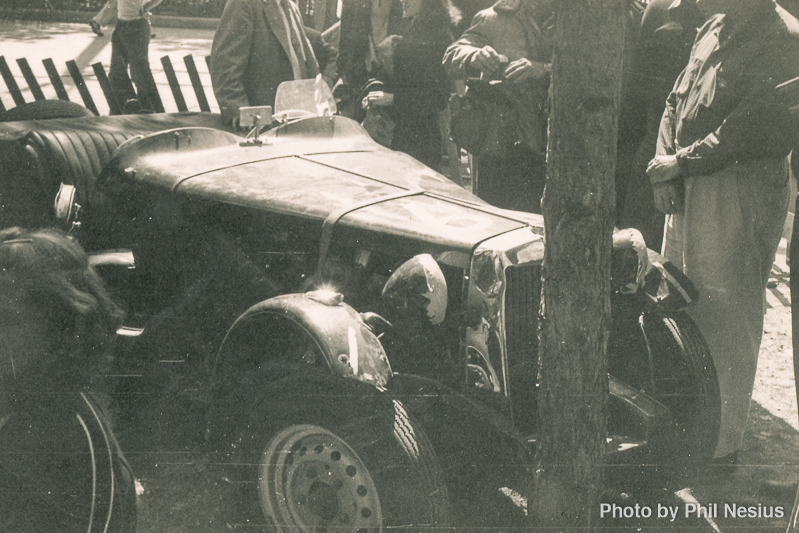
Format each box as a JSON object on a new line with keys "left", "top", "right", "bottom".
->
{"left": 89, "top": 20, "right": 103, "bottom": 37}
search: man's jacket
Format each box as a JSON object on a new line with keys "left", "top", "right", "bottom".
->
{"left": 210, "top": 0, "right": 319, "bottom": 123}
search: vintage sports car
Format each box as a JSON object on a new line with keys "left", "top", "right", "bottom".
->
{"left": 0, "top": 81, "right": 719, "bottom": 531}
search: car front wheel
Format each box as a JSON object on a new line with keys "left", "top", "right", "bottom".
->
{"left": 220, "top": 374, "right": 453, "bottom": 532}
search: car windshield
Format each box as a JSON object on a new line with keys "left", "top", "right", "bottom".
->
{"left": 273, "top": 76, "right": 337, "bottom": 122}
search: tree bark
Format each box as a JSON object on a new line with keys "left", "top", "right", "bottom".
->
{"left": 534, "top": 0, "right": 627, "bottom": 529}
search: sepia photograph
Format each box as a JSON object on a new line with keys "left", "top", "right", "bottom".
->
{"left": 1, "top": 0, "right": 798, "bottom": 530}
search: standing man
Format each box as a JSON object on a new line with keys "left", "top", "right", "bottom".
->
{"left": 443, "top": 0, "right": 552, "bottom": 213}
{"left": 647, "top": 0, "right": 799, "bottom": 466}
{"left": 210, "top": 0, "right": 319, "bottom": 127}
{"left": 107, "top": 0, "right": 164, "bottom": 113}
{"left": 615, "top": 0, "right": 706, "bottom": 250}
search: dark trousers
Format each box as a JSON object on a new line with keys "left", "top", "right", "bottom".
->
{"left": 109, "top": 19, "right": 161, "bottom": 113}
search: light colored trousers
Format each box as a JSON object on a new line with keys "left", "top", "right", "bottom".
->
{"left": 663, "top": 157, "right": 790, "bottom": 459}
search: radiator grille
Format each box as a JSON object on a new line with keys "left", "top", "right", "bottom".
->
{"left": 504, "top": 264, "right": 541, "bottom": 367}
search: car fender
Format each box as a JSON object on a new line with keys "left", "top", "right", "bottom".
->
{"left": 213, "top": 291, "right": 393, "bottom": 392}
{"left": 386, "top": 373, "right": 535, "bottom": 527}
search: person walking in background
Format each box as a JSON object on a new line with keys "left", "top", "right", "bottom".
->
{"left": 210, "top": 0, "right": 319, "bottom": 127}
{"left": 90, "top": 0, "right": 157, "bottom": 40}
{"left": 360, "top": 0, "right": 456, "bottom": 170}
{"left": 107, "top": 0, "right": 164, "bottom": 113}
{"left": 0, "top": 228, "right": 137, "bottom": 532}
{"left": 646, "top": 0, "right": 799, "bottom": 467}
{"left": 443, "top": 0, "right": 551, "bottom": 213}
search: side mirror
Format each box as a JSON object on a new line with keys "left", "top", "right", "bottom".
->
{"left": 239, "top": 105, "right": 274, "bottom": 129}
{"left": 239, "top": 105, "right": 274, "bottom": 146}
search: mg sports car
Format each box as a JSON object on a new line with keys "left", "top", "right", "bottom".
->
{"left": 0, "top": 80, "right": 719, "bottom": 531}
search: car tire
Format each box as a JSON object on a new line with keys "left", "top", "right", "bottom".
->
{"left": 639, "top": 305, "right": 721, "bottom": 469}
{"left": 0, "top": 100, "right": 96, "bottom": 121}
{"left": 221, "top": 373, "right": 453, "bottom": 532}
{"left": 387, "top": 373, "right": 535, "bottom": 529}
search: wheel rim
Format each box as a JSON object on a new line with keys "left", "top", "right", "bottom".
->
{"left": 260, "top": 424, "right": 383, "bottom": 532}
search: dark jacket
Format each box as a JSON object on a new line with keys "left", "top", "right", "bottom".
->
{"left": 381, "top": 14, "right": 453, "bottom": 169}
{"left": 210, "top": 0, "right": 319, "bottom": 123}
{"left": 443, "top": 0, "right": 550, "bottom": 155}
{"left": 305, "top": 26, "right": 338, "bottom": 72}
{"left": 390, "top": 16, "right": 452, "bottom": 121}
{"left": 658, "top": 0, "right": 799, "bottom": 176}
{"left": 338, "top": 0, "right": 404, "bottom": 90}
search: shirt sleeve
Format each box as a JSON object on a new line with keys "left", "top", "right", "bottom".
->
{"left": 210, "top": 0, "right": 254, "bottom": 124}
{"left": 655, "top": 70, "right": 683, "bottom": 157}
{"left": 675, "top": 45, "right": 799, "bottom": 176}
{"left": 442, "top": 11, "right": 494, "bottom": 79}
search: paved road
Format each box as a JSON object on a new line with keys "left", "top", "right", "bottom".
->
{"left": 0, "top": 19, "right": 217, "bottom": 115}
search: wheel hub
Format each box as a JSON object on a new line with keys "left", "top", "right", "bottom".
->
{"left": 260, "top": 424, "right": 382, "bottom": 532}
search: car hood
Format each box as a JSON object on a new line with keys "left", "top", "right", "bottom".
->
{"left": 102, "top": 116, "right": 544, "bottom": 251}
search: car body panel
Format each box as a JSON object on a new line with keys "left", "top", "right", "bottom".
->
{"left": 101, "top": 118, "right": 542, "bottom": 253}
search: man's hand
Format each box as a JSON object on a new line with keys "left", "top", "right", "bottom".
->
{"left": 646, "top": 154, "right": 681, "bottom": 184}
{"left": 470, "top": 46, "right": 505, "bottom": 76}
{"left": 503, "top": 58, "right": 550, "bottom": 83}
{"left": 362, "top": 91, "right": 394, "bottom": 109}
{"left": 652, "top": 180, "right": 684, "bottom": 214}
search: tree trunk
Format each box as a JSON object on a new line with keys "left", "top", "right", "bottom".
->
{"left": 534, "top": 0, "right": 627, "bottom": 529}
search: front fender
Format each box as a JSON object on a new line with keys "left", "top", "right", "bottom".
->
{"left": 642, "top": 249, "right": 699, "bottom": 311}
{"left": 386, "top": 373, "right": 534, "bottom": 528}
{"left": 213, "top": 291, "right": 393, "bottom": 391}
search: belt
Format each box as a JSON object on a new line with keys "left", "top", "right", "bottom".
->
{"left": 117, "top": 18, "right": 147, "bottom": 24}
